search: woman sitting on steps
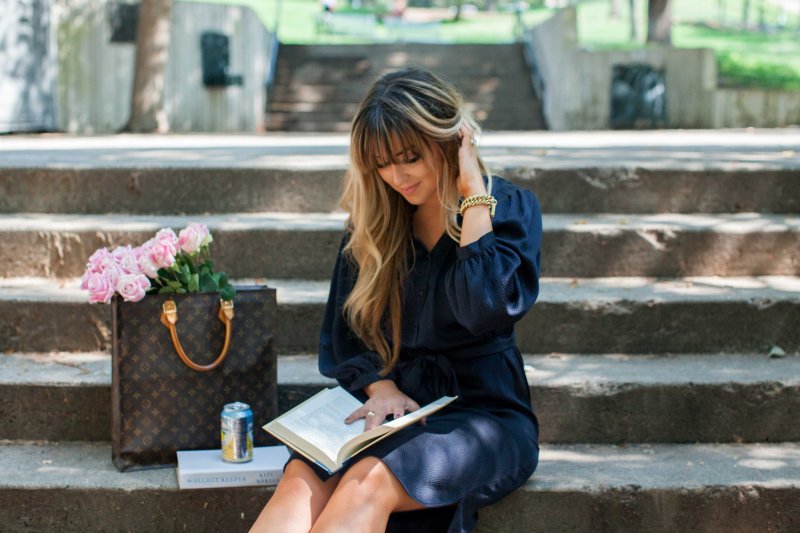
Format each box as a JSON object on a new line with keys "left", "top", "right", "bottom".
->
{"left": 251, "top": 66, "right": 543, "bottom": 533}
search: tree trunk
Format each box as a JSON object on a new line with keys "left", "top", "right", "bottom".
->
{"left": 742, "top": 0, "right": 750, "bottom": 28}
{"left": 647, "top": 0, "right": 671, "bottom": 44}
{"left": 452, "top": 0, "right": 463, "bottom": 21}
{"left": 123, "top": 0, "right": 172, "bottom": 133}
{"left": 629, "top": 0, "right": 639, "bottom": 41}
{"left": 610, "top": 0, "right": 621, "bottom": 19}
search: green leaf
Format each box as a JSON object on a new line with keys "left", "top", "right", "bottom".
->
{"left": 158, "top": 286, "right": 175, "bottom": 294}
{"left": 219, "top": 272, "right": 229, "bottom": 288}
{"left": 199, "top": 272, "right": 218, "bottom": 292}
{"left": 176, "top": 287, "right": 186, "bottom": 294}
{"left": 167, "top": 280, "right": 183, "bottom": 290}
{"left": 157, "top": 268, "right": 176, "bottom": 281}
{"left": 188, "top": 273, "right": 200, "bottom": 293}
{"left": 220, "top": 285, "right": 236, "bottom": 301}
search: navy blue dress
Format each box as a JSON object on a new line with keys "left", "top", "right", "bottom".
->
{"left": 283, "top": 176, "right": 542, "bottom": 533}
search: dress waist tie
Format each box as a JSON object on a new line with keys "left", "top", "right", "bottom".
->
{"left": 393, "top": 334, "right": 516, "bottom": 407}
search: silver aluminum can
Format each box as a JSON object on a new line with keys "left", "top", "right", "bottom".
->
{"left": 221, "top": 402, "right": 253, "bottom": 463}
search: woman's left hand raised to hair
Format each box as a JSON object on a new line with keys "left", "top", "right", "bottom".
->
{"left": 457, "top": 121, "right": 487, "bottom": 198}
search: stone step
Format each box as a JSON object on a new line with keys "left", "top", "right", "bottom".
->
{"left": 2, "top": 212, "right": 798, "bottom": 279}
{"left": 1, "top": 440, "right": 798, "bottom": 532}
{"left": 270, "top": 65, "right": 533, "bottom": 87}
{"left": 1, "top": 276, "right": 798, "bottom": 355}
{"left": 275, "top": 43, "right": 527, "bottom": 68}
{"left": 2, "top": 351, "right": 799, "bottom": 444}
{"left": 266, "top": 113, "right": 542, "bottom": 132}
{"left": 267, "top": 80, "right": 536, "bottom": 101}
{"left": 4, "top": 165, "right": 797, "bottom": 215}
{"left": 265, "top": 104, "right": 542, "bottom": 120}
{"left": 268, "top": 43, "right": 543, "bottom": 131}
{"left": 2, "top": 132, "right": 799, "bottom": 214}
{"left": 277, "top": 42, "right": 525, "bottom": 58}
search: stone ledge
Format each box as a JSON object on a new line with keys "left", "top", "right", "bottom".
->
{"left": 1, "top": 213, "right": 799, "bottom": 278}
{"left": 0, "top": 440, "right": 797, "bottom": 532}
{"left": 2, "top": 352, "right": 799, "bottom": 443}
{"left": 1, "top": 277, "right": 798, "bottom": 355}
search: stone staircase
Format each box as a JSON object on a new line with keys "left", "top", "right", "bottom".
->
{"left": 1, "top": 131, "right": 799, "bottom": 531}
{"left": 266, "top": 44, "right": 545, "bottom": 132}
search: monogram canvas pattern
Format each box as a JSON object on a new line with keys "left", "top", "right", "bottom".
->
{"left": 111, "top": 288, "right": 278, "bottom": 472}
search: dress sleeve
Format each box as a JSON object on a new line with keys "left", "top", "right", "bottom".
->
{"left": 444, "top": 185, "right": 542, "bottom": 336}
{"left": 318, "top": 232, "right": 396, "bottom": 401}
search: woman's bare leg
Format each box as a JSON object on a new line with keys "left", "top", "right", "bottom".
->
{"left": 250, "top": 458, "right": 341, "bottom": 533}
{"left": 309, "top": 456, "right": 427, "bottom": 533}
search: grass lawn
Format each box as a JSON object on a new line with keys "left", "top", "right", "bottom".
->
{"left": 185, "top": 0, "right": 800, "bottom": 89}
{"left": 577, "top": 0, "right": 800, "bottom": 90}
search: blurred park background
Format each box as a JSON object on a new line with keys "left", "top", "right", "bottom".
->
{"left": 2, "top": 0, "right": 800, "bottom": 133}
{"left": 239, "top": 0, "right": 800, "bottom": 90}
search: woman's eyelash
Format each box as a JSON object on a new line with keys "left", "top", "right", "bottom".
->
{"left": 376, "top": 155, "right": 419, "bottom": 169}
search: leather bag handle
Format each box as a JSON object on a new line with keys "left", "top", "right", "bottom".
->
{"left": 159, "top": 299, "right": 234, "bottom": 372}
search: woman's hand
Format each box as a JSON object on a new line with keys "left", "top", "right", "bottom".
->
{"left": 456, "top": 121, "right": 486, "bottom": 198}
{"left": 345, "top": 380, "right": 423, "bottom": 432}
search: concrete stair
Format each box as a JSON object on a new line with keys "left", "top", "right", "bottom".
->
{"left": 2, "top": 440, "right": 798, "bottom": 532}
{"left": 1, "top": 131, "right": 799, "bottom": 531}
{"left": 266, "top": 44, "right": 545, "bottom": 131}
{"left": 3, "top": 351, "right": 800, "bottom": 444}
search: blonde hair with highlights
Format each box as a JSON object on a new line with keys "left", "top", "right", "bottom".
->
{"left": 340, "top": 67, "right": 493, "bottom": 377}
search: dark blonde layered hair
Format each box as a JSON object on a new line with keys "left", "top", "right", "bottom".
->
{"left": 340, "top": 67, "right": 492, "bottom": 377}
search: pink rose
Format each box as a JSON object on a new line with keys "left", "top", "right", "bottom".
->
{"left": 116, "top": 274, "right": 150, "bottom": 302}
{"left": 84, "top": 271, "right": 115, "bottom": 304}
{"left": 102, "top": 262, "right": 122, "bottom": 288}
{"left": 84, "top": 248, "right": 115, "bottom": 276}
{"left": 178, "top": 223, "right": 212, "bottom": 254}
{"left": 148, "top": 228, "right": 178, "bottom": 269}
{"left": 135, "top": 244, "right": 159, "bottom": 278}
{"left": 112, "top": 245, "right": 140, "bottom": 275}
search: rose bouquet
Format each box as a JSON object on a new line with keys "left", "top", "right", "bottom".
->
{"left": 81, "top": 223, "right": 236, "bottom": 303}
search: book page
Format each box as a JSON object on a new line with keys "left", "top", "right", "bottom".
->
{"left": 276, "top": 387, "right": 365, "bottom": 462}
{"left": 338, "top": 395, "right": 458, "bottom": 462}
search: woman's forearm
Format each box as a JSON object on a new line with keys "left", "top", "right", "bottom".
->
{"left": 459, "top": 182, "right": 493, "bottom": 247}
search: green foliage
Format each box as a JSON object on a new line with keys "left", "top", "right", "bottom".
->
{"left": 717, "top": 50, "right": 800, "bottom": 90}
{"left": 147, "top": 244, "right": 236, "bottom": 301}
{"left": 183, "top": 0, "right": 800, "bottom": 90}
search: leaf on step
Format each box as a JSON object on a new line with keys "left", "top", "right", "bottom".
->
{"left": 768, "top": 345, "right": 787, "bottom": 358}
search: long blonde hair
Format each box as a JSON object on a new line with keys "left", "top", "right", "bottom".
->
{"left": 340, "top": 67, "right": 492, "bottom": 377}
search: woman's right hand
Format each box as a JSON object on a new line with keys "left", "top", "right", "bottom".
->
{"left": 345, "top": 380, "right": 424, "bottom": 431}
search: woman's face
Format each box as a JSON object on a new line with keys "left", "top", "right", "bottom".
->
{"left": 376, "top": 137, "right": 442, "bottom": 210}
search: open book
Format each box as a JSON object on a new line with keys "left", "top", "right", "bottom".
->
{"left": 262, "top": 386, "right": 457, "bottom": 475}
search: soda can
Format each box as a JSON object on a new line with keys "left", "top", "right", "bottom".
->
{"left": 221, "top": 402, "right": 253, "bottom": 463}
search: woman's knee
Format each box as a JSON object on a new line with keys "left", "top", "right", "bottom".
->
{"left": 283, "top": 458, "right": 341, "bottom": 496}
{"left": 339, "top": 457, "right": 428, "bottom": 513}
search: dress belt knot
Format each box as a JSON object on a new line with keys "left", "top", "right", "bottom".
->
{"left": 393, "top": 353, "right": 461, "bottom": 407}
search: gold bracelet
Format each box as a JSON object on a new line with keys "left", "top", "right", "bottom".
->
{"left": 460, "top": 194, "right": 497, "bottom": 217}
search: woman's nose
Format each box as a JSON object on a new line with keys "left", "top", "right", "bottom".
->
{"left": 389, "top": 164, "right": 406, "bottom": 185}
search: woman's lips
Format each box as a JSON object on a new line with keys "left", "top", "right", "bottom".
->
{"left": 400, "top": 183, "right": 419, "bottom": 195}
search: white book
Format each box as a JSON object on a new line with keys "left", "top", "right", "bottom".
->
{"left": 262, "top": 386, "right": 457, "bottom": 475}
{"left": 176, "top": 446, "right": 291, "bottom": 489}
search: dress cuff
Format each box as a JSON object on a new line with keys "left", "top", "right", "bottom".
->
{"left": 348, "top": 369, "right": 384, "bottom": 392}
{"left": 456, "top": 231, "right": 496, "bottom": 261}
